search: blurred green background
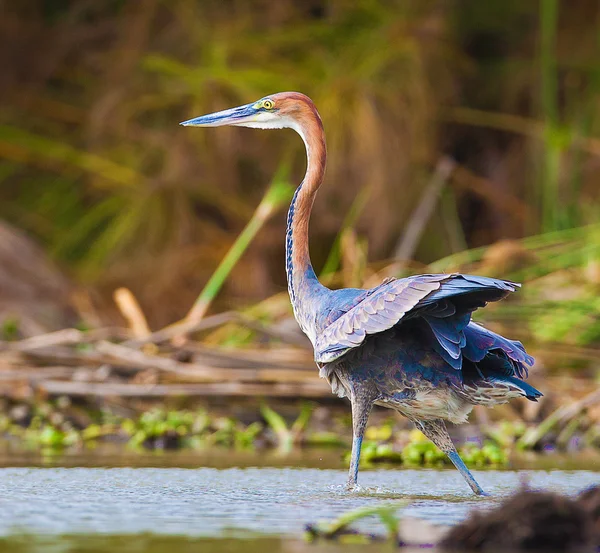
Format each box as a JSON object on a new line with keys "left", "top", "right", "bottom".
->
{"left": 1, "top": 0, "right": 599, "bottom": 350}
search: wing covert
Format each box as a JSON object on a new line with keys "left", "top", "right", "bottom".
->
{"left": 314, "top": 275, "right": 446, "bottom": 363}
{"left": 314, "top": 273, "right": 521, "bottom": 365}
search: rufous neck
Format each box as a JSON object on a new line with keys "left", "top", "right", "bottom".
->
{"left": 285, "top": 112, "right": 327, "bottom": 308}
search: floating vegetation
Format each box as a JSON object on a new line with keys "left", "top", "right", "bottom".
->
{"left": 2, "top": 393, "right": 596, "bottom": 473}
{"left": 1, "top": 404, "right": 266, "bottom": 453}
{"left": 0, "top": 400, "right": 328, "bottom": 455}
{"left": 345, "top": 428, "right": 508, "bottom": 469}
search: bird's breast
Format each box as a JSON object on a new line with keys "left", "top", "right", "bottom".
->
{"left": 377, "top": 388, "right": 474, "bottom": 424}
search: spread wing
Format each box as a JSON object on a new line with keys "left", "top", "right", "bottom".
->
{"left": 314, "top": 273, "right": 519, "bottom": 364}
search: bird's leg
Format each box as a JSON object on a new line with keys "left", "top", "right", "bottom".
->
{"left": 346, "top": 391, "right": 374, "bottom": 491}
{"left": 415, "top": 419, "right": 486, "bottom": 496}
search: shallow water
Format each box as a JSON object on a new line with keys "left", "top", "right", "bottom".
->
{"left": 0, "top": 442, "right": 597, "bottom": 551}
{"left": 0, "top": 466, "right": 596, "bottom": 537}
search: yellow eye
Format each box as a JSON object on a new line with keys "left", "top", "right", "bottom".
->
{"left": 262, "top": 99, "right": 274, "bottom": 110}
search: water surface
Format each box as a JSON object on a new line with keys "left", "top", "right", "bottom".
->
{"left": 0, "top": 467, "right": 596, "bottom": 537}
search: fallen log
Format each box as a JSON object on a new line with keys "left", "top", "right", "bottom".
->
{"left": 36, "top": 379, "right": 331, "bottom": 398}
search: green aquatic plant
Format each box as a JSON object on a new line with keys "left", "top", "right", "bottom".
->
{"left": 401, "top": 440, "right": 447, "bottom": 467}
{"left": 119, "top": 408, "right": 265, "bottom": 451}
{"left": 81, "top": 424, "right": 115, "bottom": 441}
{"left": 123, "top": 409, "right": 210, "bottom": 449}
{"left": 460, "top": 442, "right": 507, "bottom": 467}
{"left": 260, "top": 403, "right": 313, "bottom": 453}
{"left": 205, "top": 417, "right": 237, "bottom": 448}
{"left": 365, "top": 420, "right": 394, "bottom": 442}
{"left": 306, "top": 502, "right": 405, "bottom": 542}
{"left": 483, "top": 421, "right": 527, "bottom": 448}
{"left": 344, "top": 428, "right": 508, "bottom": 469}
{"left": 196, "top": 417, "right": 262, "bottom": 451}
{"left": 0, "top": 415, "right": 10, "bottom": 433}
{"left": 0, "top": 398, "right": 595, "bottom": 460}
{"left": 19, "top": 423, "right": 80, "bottom": 450}
{"left": 304, "top": 431, "right": 347, "bottom": 448}
{"left": 361, "top": 442, "right": 404, "bottom": 466}
{"left": 233, "top": 422, "right": 263, "bottom": 450}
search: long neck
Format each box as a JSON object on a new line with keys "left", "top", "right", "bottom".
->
{"left": 285, "top": 112, "right": 327, "bottom": 314}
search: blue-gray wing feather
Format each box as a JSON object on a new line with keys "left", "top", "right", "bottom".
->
{"left": 315, "top": 275, "right": 445, "bottom": 363}
{"left": 315, "top": 273, "right": 520, "bottom": 365}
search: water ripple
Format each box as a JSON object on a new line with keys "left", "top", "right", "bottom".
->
{"left": 0, "top": 467, "right": 596, "bottom": 536}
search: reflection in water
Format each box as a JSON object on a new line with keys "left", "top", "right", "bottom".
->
{"left": 0, "top": 442, "right": 347, "bottom": 470}
{"left": 0, "top": 441, "right": 598, "bottom": 471}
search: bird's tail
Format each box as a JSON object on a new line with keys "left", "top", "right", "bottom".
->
{"left": 485, "top": 373, "right": 543, "bottom": 401}
{"left": 463, "top": 322, "right": 534, "bottom": 379}
{"left": 461, "top": 325, "right": 542, "bottom": 403}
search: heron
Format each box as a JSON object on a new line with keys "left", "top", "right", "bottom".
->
{"left": 181, "top": 92, "right": 542, "bottom": 495}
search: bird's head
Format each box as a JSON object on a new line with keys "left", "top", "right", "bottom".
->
{"left": 180, "top": 92, "right": 319, "bottom": 132}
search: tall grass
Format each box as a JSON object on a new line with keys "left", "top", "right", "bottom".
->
{"left": 539, "top": 0, "right": 562, "bottom": 232}
{"left": 0, "top": 1, "right": 599, "bottom": 325}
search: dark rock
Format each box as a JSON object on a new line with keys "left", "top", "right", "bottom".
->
{"left": 440, "top": 489, "right": 596, "bottom": 552}
{"left": 577, "top": 486, "right": 600, "bottom": 547}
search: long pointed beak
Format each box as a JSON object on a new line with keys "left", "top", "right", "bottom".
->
{"left": 180, "top": 103, "right": 257, "bottom": 127}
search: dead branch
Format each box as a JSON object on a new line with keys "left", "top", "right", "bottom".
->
{"left": 123, "top": 311, "right": 237, "bottom": 347}
{"left": 113, "top": 287, "right": 151, "bottom": 338}
{"left": 517, "top": 387, "right": 600, "bottom": 449}
{"left": 0, "top": 326, "right": 131, "bottom": 353}
{"left": 394, "top": 156, "right": 456, "bottom": 262}
{"left": 0, "top": 366, "right": 75, "bottom": 381}
{"left": 184, "top": 343, "right": 313, "bottom": 370}
{"left": 36, "top": 379, "right": 330, "bottom": 398}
